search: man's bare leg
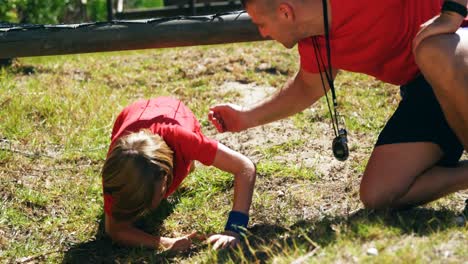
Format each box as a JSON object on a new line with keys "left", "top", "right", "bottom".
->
{"left": 360, "top": 143, "right": 468, "bottom": 209}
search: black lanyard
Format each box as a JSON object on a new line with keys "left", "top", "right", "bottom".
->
{"left": 311, "top": 0, "right": 340, "bottom": 137}
{"left": 312, "top": 0, "right": 349, "bottom": 161}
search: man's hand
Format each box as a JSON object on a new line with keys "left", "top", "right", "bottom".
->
{"left": 208, "top": 104, "right": 250, "bottom": 133}
{"left": 413, "top": 12, "right": 464, "bottom": 53}
{"left": 160, "top": 232, "right": 202, "bottom": 252}
{"left": 207, "top": 231, "right": 241, "bottom": 250}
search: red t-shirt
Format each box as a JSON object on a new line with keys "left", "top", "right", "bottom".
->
{"left": 103, "top": 97, "right": 218, "bottom": 217}
{"left": 299, "top": 0, "right": 468, "bottom": 85}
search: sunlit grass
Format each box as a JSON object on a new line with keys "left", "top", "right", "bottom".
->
{"left": 0, "top": 41, "right": 466, "bottom": 263}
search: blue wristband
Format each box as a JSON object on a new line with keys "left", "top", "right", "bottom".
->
{"left": 224, "top": 211, "right": 249, "bottom": 234}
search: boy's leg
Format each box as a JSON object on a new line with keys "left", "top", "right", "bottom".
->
{"left": 360, "top": 143, "right": 468, "bottom": 209}
{"left": 415, "top": 27, "right": 468, "bottom": 150}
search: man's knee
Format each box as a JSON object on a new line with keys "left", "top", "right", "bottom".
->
{"left": 359, "top": 178, "right": 393, "bottom": 209}
{"left": 360, "top": 189, "right": 384, "bottom": 209}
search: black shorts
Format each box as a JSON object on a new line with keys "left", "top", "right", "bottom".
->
{"left": 375, "top": 75, "right": 464, "bottom": 167}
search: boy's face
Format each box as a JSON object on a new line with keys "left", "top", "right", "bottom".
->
{"left": 150, "top": 176, "right": 168, "bottom": 209}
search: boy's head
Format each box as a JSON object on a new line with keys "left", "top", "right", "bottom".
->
{"left": 102, "top": 129, "right": 174, "bottom": 221}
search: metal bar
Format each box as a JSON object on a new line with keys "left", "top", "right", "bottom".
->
{"left": 0, "top": 12, "right": 267, "bottom": 59}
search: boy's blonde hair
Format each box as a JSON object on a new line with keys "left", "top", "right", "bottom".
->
{"left": 102, "top": 129, "right": 174, "bottom": 221}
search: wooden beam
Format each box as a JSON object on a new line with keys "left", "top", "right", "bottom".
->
{"left": 0, "top": 12, "right": 267, "bottom": 58}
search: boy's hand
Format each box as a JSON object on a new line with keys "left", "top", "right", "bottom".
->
{"left": 160, "top": 232, "right": 203, "bottom": 252}
{"left": 206, "top": 231, "right": 241, "bottom": 250}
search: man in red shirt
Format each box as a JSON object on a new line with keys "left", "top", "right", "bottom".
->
{"left": 209, "top": 0, "right": 468, "bottom": 209}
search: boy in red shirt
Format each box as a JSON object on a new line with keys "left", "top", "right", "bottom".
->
{"left": 102, "top": 97, "right": 255, "bottom": 251}
{"left": 209, "top": 0, "right": 468, "bottom": 209}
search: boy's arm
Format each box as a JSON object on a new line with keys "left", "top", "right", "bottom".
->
{"left": 211, "top": 143, "right": 256, "bottom": 215}
{"left": 105, "top": 215, "right": 196, "bottom": 251}
{"left": 207, "top": 143, "right": 256, "bottom": 249}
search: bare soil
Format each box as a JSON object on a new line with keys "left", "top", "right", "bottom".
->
{"left": 205, "top": 81, "right": 371, "bottom": 224}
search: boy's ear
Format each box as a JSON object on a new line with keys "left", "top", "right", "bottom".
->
{"left": 277, "top": 2, "right": 294, "bottom": 21}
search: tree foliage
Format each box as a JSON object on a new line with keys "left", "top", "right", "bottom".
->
{"left": 0, "top": 0, "right": 65, "bottom": 23}
{"left": 127, "top": 0, "right": 164, "bottom": 8}
{"left": 0, "top": 0, "right": 165, "bottom": 24}
{"left": 0, "top": 0, "right": 111, "bottom": 24}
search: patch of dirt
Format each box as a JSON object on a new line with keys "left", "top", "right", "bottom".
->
{"left": 203, "top": 81, "right": 367, "bottom": 225}
{"left": 206, "top": 81, "right": 371, "bottom": 178}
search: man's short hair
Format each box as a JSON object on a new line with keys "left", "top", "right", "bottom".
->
{"left": 241, "top": 0, "right": 278, "bottom": 10}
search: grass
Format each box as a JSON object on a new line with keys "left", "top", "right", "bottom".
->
{"left": 0, "top": 41, "right": 467, "bottom": 263}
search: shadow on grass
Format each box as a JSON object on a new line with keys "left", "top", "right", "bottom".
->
{"left": 62, "top": 199, "right": 186, "bottom": 264}
{"left": 62, "top": 198, "right": 464, "bottom": 263}
{"left": 215, "top": 207, "right": 463, "bottom": 263}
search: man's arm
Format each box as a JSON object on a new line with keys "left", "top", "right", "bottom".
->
{"left": 247, "top": 68, "right": 335, "bottom": 127}
{"left": 440, "top": 0, "right": 467, "bottom": 24}
{"left": 413, "top": 0, "right": 467, "bottom": 51}
{"left": 448, "top": 0, "right": 468, "bottom": 9}
{"left": 209, "top": 68, "right": 337, "bottom": 133}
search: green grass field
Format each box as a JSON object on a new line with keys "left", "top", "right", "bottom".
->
{"left": 0, "top": 41, "right": 467, "bottom": 263}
